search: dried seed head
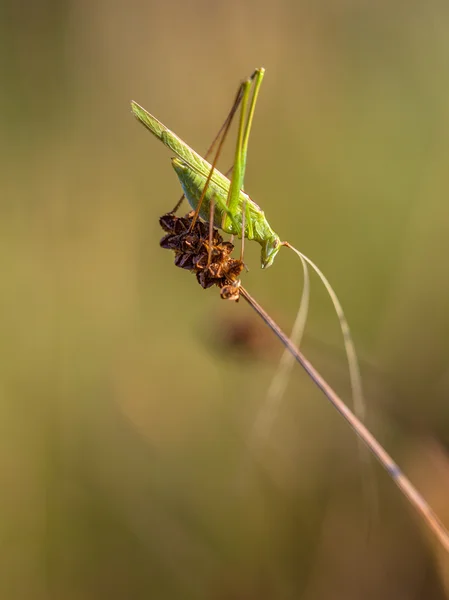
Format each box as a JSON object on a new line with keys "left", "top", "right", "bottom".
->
{"left": 159, "top": 212, "right": 243, "bottom": 300}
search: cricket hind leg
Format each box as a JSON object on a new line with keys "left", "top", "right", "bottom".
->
{"left": 221, "top": 69, "right": 265, "bottom": 234}
{"left": 188, "top": 73, "right": 250, "bottom": 232}
{"left": 168, "top": 96, "right": 244, "bottom": 216}
{"left": 217, "top": 68, "right": 264, "bottom": 272}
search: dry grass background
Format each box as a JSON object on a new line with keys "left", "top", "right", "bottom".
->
{"left": 1, "top": 0, "right": 449, "bottom": 598}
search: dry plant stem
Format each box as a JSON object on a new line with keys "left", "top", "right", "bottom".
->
{"left": 239, "top": 285, "right": 449, "bottom": 554}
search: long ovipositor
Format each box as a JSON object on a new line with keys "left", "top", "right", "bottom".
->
{"left": 131, "top": 101, "right": 282, "bottom": 268}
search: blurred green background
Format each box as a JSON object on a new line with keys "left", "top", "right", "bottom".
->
{"left": 1, "top": 0, "right": 449, "bottom": 598}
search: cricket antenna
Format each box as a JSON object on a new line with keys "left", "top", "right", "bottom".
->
{"left": 283, "top": 241, "right": 365, "bottom": 423}
{"left": 250, "top": 249, "right": 310, "bottom": 443}
{"left": 251, "top": 238, "right": 377, "bottom": 524}
{"left": 286, "top": 241, "right": 378, "bottom": 520}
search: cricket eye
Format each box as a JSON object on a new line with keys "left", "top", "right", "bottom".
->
{"left": 269, "top": 237, "right": 281, "bottom": 253}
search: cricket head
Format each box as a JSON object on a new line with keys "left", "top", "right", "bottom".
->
{"left": 261, "top": 235, "right": 282, "bottom": 269}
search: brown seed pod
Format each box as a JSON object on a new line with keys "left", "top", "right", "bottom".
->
{"left": 159, "top": 211, "right": 244, "bottom": 300}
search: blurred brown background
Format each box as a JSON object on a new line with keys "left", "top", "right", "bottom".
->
{"left": 1, "top": 0, "right": 449, "bottom": 598}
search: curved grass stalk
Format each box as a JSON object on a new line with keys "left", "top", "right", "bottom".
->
{"left": 239, "top": 285, "right": 449, "bottom": 554}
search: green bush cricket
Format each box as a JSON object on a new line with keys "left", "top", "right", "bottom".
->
{"left": 131, "top": 66, "right": 365, "bottom": 435}
{"left": 131, "top": 69, "right": 283, "bottom": 269}
{"left": 131, "top": 67, "right": 365, "bottom": 446}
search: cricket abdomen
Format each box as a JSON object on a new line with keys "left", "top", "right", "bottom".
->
{"left": 172, "top": 157, "right": 282, "bottom": 268}
{"left": 171, "top": 157, "right": 276, "bottom": 243}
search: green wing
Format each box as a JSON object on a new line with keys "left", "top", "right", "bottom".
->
{"left": 131, "top": 101, "right": 232, "bottom": 194}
